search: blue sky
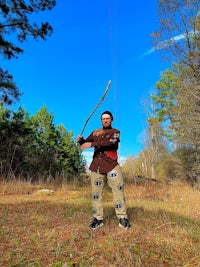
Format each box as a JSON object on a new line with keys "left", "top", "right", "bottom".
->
{"left": 2, "top": 0, "right": 170, "bottom": 165}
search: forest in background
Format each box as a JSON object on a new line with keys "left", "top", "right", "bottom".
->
{"left": 0, "top": 0, "right": 200, "bottom": 187}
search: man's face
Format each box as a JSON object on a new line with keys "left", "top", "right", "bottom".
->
{"left": 101, "top": 114, "right": 112, "bottom": 128}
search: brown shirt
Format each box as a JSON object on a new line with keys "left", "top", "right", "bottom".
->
{"left": 80, "top": 127, "right": 120, "bottom": 173}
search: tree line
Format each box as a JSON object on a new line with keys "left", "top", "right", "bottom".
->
{"left": 0, "top": 105, "right": 84, "bottom": 181}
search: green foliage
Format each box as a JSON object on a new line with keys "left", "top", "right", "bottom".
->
{"left": 0, "top": 105, "right": 85, "bottom": 181}
{"left": 151, "top": 68, "right": 180, "bottom": 148}
{"left": 0, "top": 106, "right": 32, "bottom": 178}
{"left": 0, "top": 0, "right": 56, "bottom": 105}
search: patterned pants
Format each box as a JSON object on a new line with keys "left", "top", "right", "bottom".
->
{"left": 89, "top": 165, "right": 127, "bottom": 220}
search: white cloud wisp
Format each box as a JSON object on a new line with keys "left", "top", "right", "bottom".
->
{"left": 142, "top": 31, "right": 195, "bottom": 57}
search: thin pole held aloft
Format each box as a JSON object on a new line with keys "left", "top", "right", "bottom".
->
{"left": 80, "top": 80, "right": 111, "bottom": 136}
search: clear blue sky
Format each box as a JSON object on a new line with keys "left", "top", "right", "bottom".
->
{"left": 3, "top": 0, "right": 169, "bottom": 165}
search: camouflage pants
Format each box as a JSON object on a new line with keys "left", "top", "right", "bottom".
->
{"left": 89, "top": 165, "right": 127, "bottom": 220}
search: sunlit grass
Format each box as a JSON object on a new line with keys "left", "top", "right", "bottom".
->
{"left": 0, "top": 179, "right": 199, "bottom": 266}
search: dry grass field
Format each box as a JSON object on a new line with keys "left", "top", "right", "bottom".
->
{"left": 0, "top": 179, "right": 200, "bottom": 267}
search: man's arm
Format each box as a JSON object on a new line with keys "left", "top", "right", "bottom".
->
{"left": 80, "top": 142, "right": 92, "bottom": 150}
{"left": 76, "top": 133, "right": 93, "bottom": 150}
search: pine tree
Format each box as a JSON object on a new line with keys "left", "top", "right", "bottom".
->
{"left": 0, "top": 0, "right": 56, "bottom": 105}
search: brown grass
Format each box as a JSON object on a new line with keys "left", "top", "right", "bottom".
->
{"left": 0, "top": 180, "right": 200, "bottom": 267}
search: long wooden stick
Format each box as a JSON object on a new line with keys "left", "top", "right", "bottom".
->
{"left": 80, "top": 80, "right": 111, "bottom": 135}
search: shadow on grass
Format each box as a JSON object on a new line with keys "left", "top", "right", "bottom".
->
{"left": 1, "top": 196, "right": 200, "bottom": 230}
{"left": 126, "top": 205, "right": 200, "bottom": 233}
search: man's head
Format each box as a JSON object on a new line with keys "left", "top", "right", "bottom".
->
{"left": 101, "top": 111, "right": 113, "bottom": 128}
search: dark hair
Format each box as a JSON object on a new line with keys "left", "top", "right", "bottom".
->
{"left": 101, "top": 110, "right": 113, "bottom": 121}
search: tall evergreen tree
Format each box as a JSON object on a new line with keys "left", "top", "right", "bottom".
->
{"left": 28, "top": 105, "right": 84, "bottom": 180}
{"left": 151, "top": 68, "right": 180, "bottom": 150}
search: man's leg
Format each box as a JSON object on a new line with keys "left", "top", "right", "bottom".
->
{"left": 107, "top": 165, "right": 127, "bottom": 219}
{"left": 90, "top": 171, "right": 105, "bottom": 220}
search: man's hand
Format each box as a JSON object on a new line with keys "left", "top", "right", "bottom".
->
{"left": 80, "top": 142, "right": 92, "bottom": 150}
{"left": 76, "top": 135, "right": 83, "bottom": 143}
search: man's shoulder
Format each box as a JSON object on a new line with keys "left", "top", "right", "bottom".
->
{"left": 112, "top": 128, "right": 120, "bottom": 133}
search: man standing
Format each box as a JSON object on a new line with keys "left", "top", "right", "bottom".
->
{"left": 77, "top": 111, "right": 131, "bottom": 229}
